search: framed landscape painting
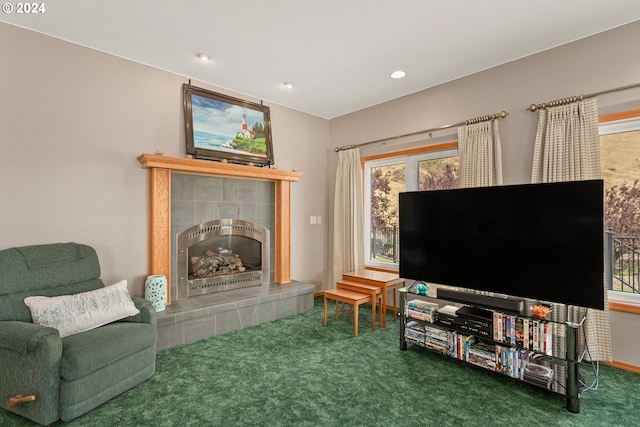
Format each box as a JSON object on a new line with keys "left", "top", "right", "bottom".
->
{"left": 183, "top": 84, "right": 274, "bottom": 166}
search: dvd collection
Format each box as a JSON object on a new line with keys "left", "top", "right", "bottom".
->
{"left": 493, "top": 312, "right": 553, "bottom": 355}
{"left": 405, "top": 300, "right": 554, "bottom": 380}
{"left": 406, "top": 299, "right": 438, "bottom": 323}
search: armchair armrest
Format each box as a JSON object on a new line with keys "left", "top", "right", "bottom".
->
{"left": 119, "top": 297, "right": 156, "bottom": 325}
{"left": 0, "top": 320, "right": 60, "bottom": 354}
{"left": 0, "top": 320, "right": 63, "bottom": 425}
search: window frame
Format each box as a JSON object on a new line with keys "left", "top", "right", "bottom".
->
{"left": 598, "top": 110, "right": 640, "bottom": 305}
{"left": 362, "top": 143, "right": 458, "bottom": 271}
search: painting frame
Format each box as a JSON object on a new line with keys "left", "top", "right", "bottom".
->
{"left": 183, "top": 84, "right": 274, "bottom": 167}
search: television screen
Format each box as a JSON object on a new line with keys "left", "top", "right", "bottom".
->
{"left": 399, "top": 180, "right": 605, "bottom": 310}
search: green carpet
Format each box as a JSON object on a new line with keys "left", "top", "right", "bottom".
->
{"left": 2, "top": 296, "right": 639, "bottom": 426}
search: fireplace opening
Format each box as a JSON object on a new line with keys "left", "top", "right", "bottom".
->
{"left": 176, "top": 219, "right": 270, "bottom": 299}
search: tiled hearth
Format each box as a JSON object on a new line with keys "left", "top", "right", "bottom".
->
{"left": 156, "top": 280, "right": 315, "bottom": 350}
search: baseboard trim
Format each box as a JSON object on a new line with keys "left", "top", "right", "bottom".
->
{"left": 601, "top": 360, "right": 640, "bottom": 373}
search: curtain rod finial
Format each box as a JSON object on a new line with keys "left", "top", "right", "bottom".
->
{"left": 527, "top": 104, "right": 540, "bottom": 113}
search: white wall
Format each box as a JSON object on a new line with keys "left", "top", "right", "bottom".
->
{"left": 0, "top": 22, "right": 331, "bottom": 296}
{"left": 328, "top": 20, "right": 640, "bottom": 367}
{"left": 610, "top": 310, "right": 640, "bottom": 367}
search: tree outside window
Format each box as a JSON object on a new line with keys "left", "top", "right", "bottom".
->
{"left": 600, "top": 119, "right": 640, "bottom": 296}
{"left": 364, "top": 147, "right": 458, "bottom": 267}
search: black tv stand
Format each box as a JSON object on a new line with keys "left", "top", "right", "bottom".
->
{"left": 399, "top": 287, "right": 586, "bottom": 413}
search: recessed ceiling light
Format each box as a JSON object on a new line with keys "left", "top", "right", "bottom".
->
{"left": 283, "top": 82, "right": 295, "bottom": 89}
{"left": 196, "top": 53, "right": 211, "bottom": 61}
{"left": 390, "top": 70, "right": 406, "bottom": 79}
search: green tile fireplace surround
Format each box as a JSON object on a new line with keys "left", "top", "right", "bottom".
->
{"left": 136, "top": 154, "right": 310, "bottom": 350}
{"left": 156, "top": 280, "right": 314, "bottom": 350}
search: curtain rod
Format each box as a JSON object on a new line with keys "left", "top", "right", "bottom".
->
{"left": 334, "top": 110, "right": 508, "bottom": 152}
{"left": 527, "top": 82, "right": 640, "bottom": 112}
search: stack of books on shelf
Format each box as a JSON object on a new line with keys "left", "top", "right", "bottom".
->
{"left": 467, "top": 341, "right": 497, "bottom": 371}
{"left": 405, "top": 319, "right": 537, "bottom": 381}
{"left": 495, "top": 345, "right": 529, "bottom": 379}
{"left": 454, "top": 333, "right": 475, "bottom": 361}
{"left": 405, "top": 320, "right": 426, "bottom": 345}
{"left": 406, "top": 299, "right": 439, "bottom": 323}
{"left": 423, "top": 324, "right": 450, "bottom": 355}
{"left": 493, "top": 312, "right": 553, "bottom": 355}
{"left": 404, "top": 320, "right": 451, "bottom": 355}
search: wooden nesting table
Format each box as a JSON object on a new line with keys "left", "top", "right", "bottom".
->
{"left": 341, "top": 269, "right": 404, "bottom": 328}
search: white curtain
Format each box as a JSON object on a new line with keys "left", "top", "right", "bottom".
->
{"left": 531, "top": 97, "right": 612, "bottom": 362}
{"left": 458, "top": 120, "right": 503, "bottom": 187}
{"left": 332, "top": 148, "right": 365, "bottom": 285}
{"left": 532, "top": 98, "right": 602, "bottom": 183}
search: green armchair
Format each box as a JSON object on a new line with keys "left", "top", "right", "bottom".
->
{"left": 0, "top": 243, "right": 157, "bottom": 425}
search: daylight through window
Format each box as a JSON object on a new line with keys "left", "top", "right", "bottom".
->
{"left": 599, "top": 114, "right": 640, "bottom": 302}
{"left": 363, "top": 145, "right": 458, "bottom": 269}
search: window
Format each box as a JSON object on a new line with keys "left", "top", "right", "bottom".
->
{"left": 363, "top": 143, "right": 459, "bottom": 269}
{"left": 599, "top": 112, "right": 640, "bottom": 303}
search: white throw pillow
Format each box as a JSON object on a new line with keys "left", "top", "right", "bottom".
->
{"left": 24, "top": 280, "right": 140, "bottom": 338}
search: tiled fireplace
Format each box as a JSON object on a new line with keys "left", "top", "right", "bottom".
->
{"left": 170, "top": 173, "right": 275, "bottom": 302}
{"left": 137, "top": 154, "right": 315, "bottom": 350}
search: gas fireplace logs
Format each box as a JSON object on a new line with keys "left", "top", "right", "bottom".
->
{"left": 190, "top": 249, "right": 246, "bottom": 279}
{"left": 177, "top": 219, "right": 271, "bottom": 298}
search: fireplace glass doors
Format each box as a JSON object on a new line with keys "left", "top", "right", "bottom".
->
{"left": 176, "top": 219, "right": 270, "bottom": 299}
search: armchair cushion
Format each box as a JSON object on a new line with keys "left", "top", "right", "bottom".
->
{"left": 60, "top": 321, "right": 157, "bottom": 381}
{"left": 24, "top": 280, "right": 139, "bottom": 338}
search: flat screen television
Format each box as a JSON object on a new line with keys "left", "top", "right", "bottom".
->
{"left": 399, "top": 179, "right": 605, "bottom": 310}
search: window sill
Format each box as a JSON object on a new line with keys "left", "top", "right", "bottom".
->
{"left": 364, "top": 265, "right": 398, "bottom": 274}
{"left": 364, "top": 259, "right": 399, "bottom": 272}
{"left": 608, "top": 300, "right": 640, "bottom": 315}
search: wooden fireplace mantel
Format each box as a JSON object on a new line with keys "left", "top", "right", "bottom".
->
{"left": 137, "top": 154, "right": 303, "bottom": 304}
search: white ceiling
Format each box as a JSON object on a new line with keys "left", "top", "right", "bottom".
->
{"left": 3, "top": 1, "right": 640, "bottom": 119}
